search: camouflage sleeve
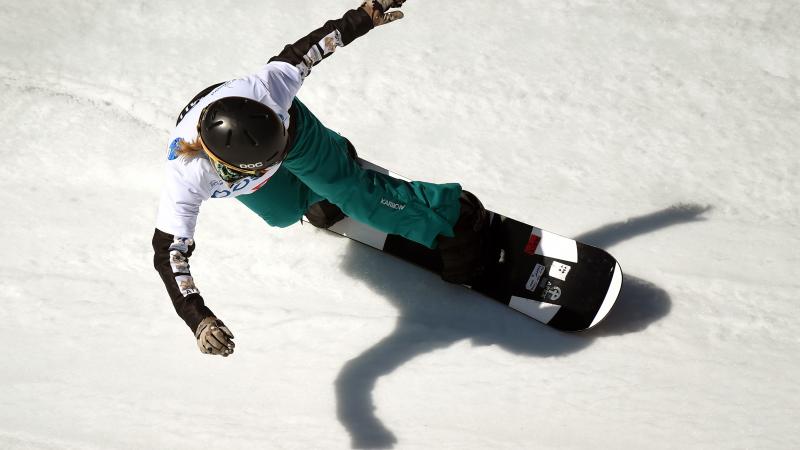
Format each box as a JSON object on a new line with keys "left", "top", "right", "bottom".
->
{"left": 268, "top": 8, "right": 374, "bottom": 79}
{"left": 152, "top": 228, "right": 214, "bottom": 333}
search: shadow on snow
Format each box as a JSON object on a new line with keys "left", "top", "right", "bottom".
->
{"left": 334, "top": 203, "right": 711, "bottom": 448}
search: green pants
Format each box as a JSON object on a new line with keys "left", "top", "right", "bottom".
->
{"left": 237, "top": 98, "right": 462, "bottom": 249}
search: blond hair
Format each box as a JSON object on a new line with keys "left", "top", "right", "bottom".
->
{"left": 176, "top": 138, "right": 204, "bottom": 160}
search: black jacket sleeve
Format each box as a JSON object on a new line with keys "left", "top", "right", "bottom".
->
{"left": 269, "top": 8, "right": 374, "bottom": 67}
{"left": 152, "top": 228, "right": 214, "bottom": 333}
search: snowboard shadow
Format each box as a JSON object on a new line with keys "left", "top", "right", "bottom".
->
{"left": 334, "top": 203, "right": 710, "bottom": 448}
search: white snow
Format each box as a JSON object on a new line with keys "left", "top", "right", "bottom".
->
{"left": 1, "top": 0, "right": 799, "bottom": 449}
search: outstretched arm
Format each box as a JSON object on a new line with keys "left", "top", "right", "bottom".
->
{"left": 269, "top": 1, "right": 407, "bottom": 78}
{"left": 152, "top": 229, "right": 211, "bottom": 331}
{"left": 152, "top": 229, "right": 235, "bottom": 357}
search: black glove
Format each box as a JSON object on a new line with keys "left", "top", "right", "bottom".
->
{"left": 195, "top": 316, "right": 235, "bottom": 357}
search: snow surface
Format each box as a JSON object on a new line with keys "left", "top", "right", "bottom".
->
{"left": 1, "top": 1, "right": 799, "bottom": 449}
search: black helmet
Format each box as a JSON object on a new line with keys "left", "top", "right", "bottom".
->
{"left": 197, "top": 97, "right": 289, "bottom": 174}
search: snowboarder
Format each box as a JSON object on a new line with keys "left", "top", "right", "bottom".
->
{"left": 152, "top": 1, "right": 488, "bottom": 357}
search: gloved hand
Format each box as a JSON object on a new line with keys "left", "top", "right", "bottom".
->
{"left": 195, "top": 316, "right": 235, "bottom": 357}
{"left": 361, "top": 0, "right": 407, "bottom": 27}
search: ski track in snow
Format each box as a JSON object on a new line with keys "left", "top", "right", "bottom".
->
{"left": 1, "top": 1, "right": 799, "bottom": 449}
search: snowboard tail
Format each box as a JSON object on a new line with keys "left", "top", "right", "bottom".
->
{"left": 324, "top": 160, "right": 622, "bottom": 332}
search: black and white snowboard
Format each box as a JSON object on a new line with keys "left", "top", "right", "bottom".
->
{"left": 323, "top": 159, "right": 623, "bottom": 332}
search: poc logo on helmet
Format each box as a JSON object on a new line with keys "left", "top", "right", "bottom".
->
{"left": 239, "top": 162, "right": 264, "bottom": 169}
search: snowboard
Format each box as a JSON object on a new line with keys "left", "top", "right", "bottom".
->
{"left": 322, "top": 159, "right": 623, "bottom": 332}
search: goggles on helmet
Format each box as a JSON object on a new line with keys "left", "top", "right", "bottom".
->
{"left": 197, "top": 131, "right": 269, "bottom": 177}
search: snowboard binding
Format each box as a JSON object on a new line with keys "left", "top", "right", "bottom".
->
{"left": 437, "top": 190, "right": 492, "bottom": 285}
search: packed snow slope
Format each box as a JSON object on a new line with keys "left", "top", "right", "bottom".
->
{"left": 1, "top": 1, "right": 798, "bottom": 449}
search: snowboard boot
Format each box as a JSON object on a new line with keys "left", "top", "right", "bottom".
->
{"left": 437, "top": 190, "right": 490, "bottom": 285}
{"left": 304, "top": 139, "right": 358, "bottom": 229}
{"left": 305, "top": 200, "right": 346, "bottom": 229}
